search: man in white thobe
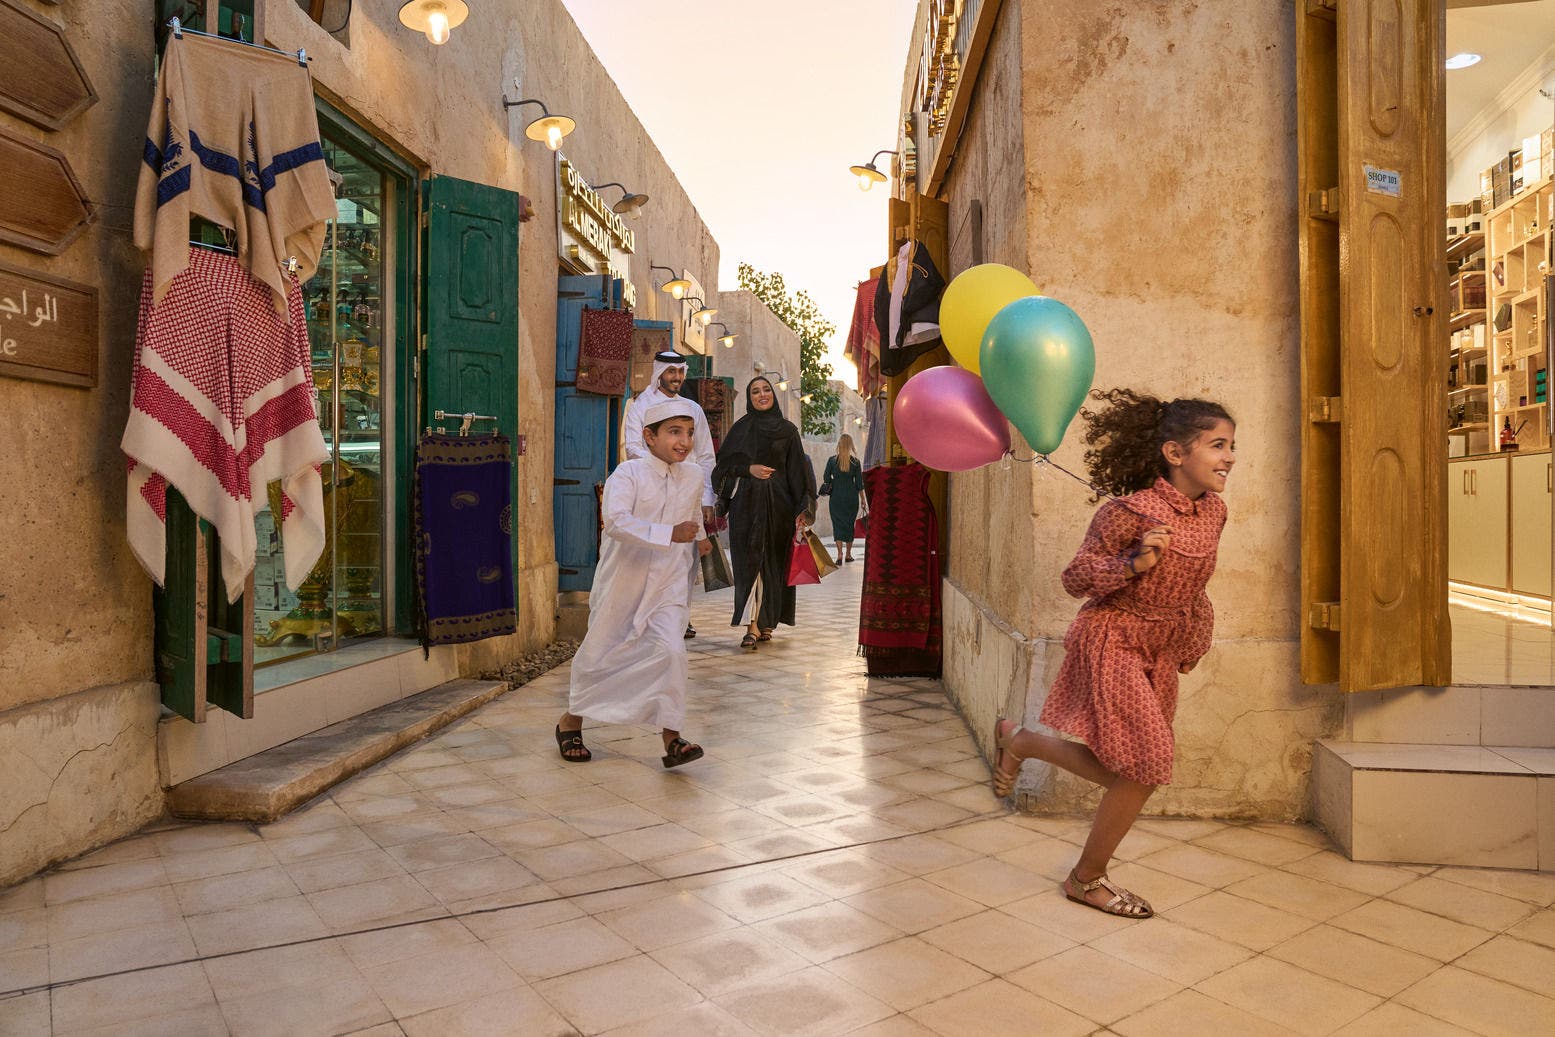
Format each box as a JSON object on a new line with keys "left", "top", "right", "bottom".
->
{"left": 621, "top": 350, "right": 717, "bottom": 638}
{"left": 557, "top": 398, "right": 709, "bottom": 768}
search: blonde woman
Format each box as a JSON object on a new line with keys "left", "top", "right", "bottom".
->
{"left": 821, "top": 434, "right": 865, "bottom": 564}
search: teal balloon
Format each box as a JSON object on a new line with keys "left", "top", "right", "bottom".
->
{"left": 978, "top": 296, "right": 1096, "bottom": 455}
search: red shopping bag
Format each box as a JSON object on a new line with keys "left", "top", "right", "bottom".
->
{"left": 854, "top": 517, "right": 868, "bottom": 539}
{"left": 788, "top": 532, "right": 821, "bottom": 586}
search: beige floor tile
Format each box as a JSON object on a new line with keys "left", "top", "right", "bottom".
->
{"left": 907, "top": 977, "right": 1094, "bottom": 1037}
{"left": 1397, "top": 964, "right": 1555, "bottom": 1036}
{"left": 0, "top": 880, "right": 43, "bottom": 916}
{"left": 284, "top": 847, "right": 408, "bottom": 895}
{"left": 596, "top": 890, "right": 741, "bottom": 952}
{"left": 480, "top": 818, "right": 588, "bottom": 853}
{"left": 460, "top": 899, "right": 585, "bottom": 942}
{"left": 918, "top": 908, "right": 1073, "bottom": 975}
{"left": 824, "top": 936, "right": 989, "bottom": 1011}
{"left": 645, "top": 844, "right": 756, "bottom": 880}
{"left": 0, "top": 946, "right": 47, "bottom": 990}
{"left": 513, "top": 838, "right": 638, "bottom": 882}
{"left": 1192, "top": 826, "right": 1324, "bottom": 867}
{"left": 306, "top": 874, "right": 443, "bottom": 932}
{"left": 1328, "top": 898, "right": 1495, "bottom": 961}
{"left": 1006, "top": 945, "right": 1181, "bottom": 1025}
{"left": 216, "top": 974, "right": 393, "bottom": 1037}
{"left": 1194, "top": 956, "right": 1381, "bottom": 1036}
{"left": 1133, "top": 818, "right": 1226, "bottom": 841}
{"left": 713, "top": 964, "right": 895, "bottom": 1036}
{"left": 921, "top": 856, "right": 1051, "bottom": 908}
{"left": 363, "top": 941, "right": 525, "bottom": 1018}
{"left": 487, "top": 915, "right": 636, "bottom": 980}
{"left": 340, "top": 918, "right": 477, "bottom": 970}
{"left": 1434, "top": 865, "right": 1555, "bottom": 907}
{"left": 1385, "top": 875, "right": 1538, "bottom": 931}
{"left": 1091, "top": 917, "right": 1252, "bottom": 986}
{"left": 1456, "top": 934, "right": 1555, "bottom": 997}
{"left": 414, "top": 855, "right": 538, "bottom": 905}
{"left": 1265, "top": 923, "right": 1439, "bottom": 998}
{"left": 550, "top": 863, "right": 661, "bottom": 898}
{"left": 42, "top": 858, "right": 168, "bottom": 906}
{"left": 1247, "top": 822, "right": 1335, "bottom": 850}
{"left": 535, "top": 954, "right": 703, "bottom": 1034}
{"left": 173, "top": 865, "right": 300, "bottom": 916}
{"left": 1282, "top": 850, "right": 1419, "bottom": 897}
{"left": 844, "top": 878, "right": 984, "bottom": 934}
{"left": 47, "top": 886, "right": 183, "bottom": 943}
{"left": 600, "top": 823, "right": 714, "bottom": 863}
{"left": 691, "top": 872, "right": 832, "bottom": 924}
{"left": 564, "top": 803, "right": 669, "bottom": 838}
{"left": 932, "top": 819, "right": 1040, "bottom": 856}
{"left": 783, "top": 849, "right": 910, "bottom": 898}
{"left": 202, "top": 939, "right": 364, "bottom": 999}
{"left": 152, "top": 824, "right": 262, "bottom": 857}
{"left": 49, "top": 920, "right": 196, "bottom": 983}
{"left": 1132, "top": 844, "right": 1268, "bottom": 889}
{"left": 0, "top": 991, "right": 49, "bottom": 1034}
{"left": 400, "top": 984, "right": 573, "bottom": 1036}
{"left": 1102, "top": 862, "right": 1214, "bottom": 913}
{"left": 1111, "top": 988, "right": 1300, "bottom": 1037}
{"left": 265, "top": 826, "right": 381, "bottom": 863}
{"left": 66, "top": 1003, "right": 232, "bottom": 1037}
{"left": 185, "top": 894, "right": 329, "bottom": 956}
{"left": 384, "top": 833, "right": 501, "bottom": 873}
{"left": 751, "top": 901, "right": 903, "bottom": 963}
{"left": 1330, "top": 1001, "right": 1477, "bottom": 1037}
{"left": 1509, "top": 907, "right": 1555, "bottom": 950}
{"left": 994, "top": 837, "right": 1084, "bottom": 883}
{"left": 1162, "top": 890, "right": 1315, "bottom": 951}
{"left": 1225, "top": 869, "right": 1371, "bottom": 923}
{"left": 649, "top": 927, "right": 809, "bottom": 998}
{"left": 50, "top": 960, "right": 215, "bottom": 1033}
{"left": 598, "top": 1000, "right": 761, "bottom": 1036}
{"left": 159, "top": 840, "right": 283, "bottom": 885}
{"left": 878, "top": 798, "right": 975, "bottom": 831}
{"left": 1001, "top": 889, "right": 1139, "bottom": 943}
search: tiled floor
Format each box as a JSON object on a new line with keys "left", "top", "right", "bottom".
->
{"left": 4, "top": 565, "right": 1555, "bottom": 1035}
{"left": 1452, "top": 595, "right": 1555, "bottom": 686}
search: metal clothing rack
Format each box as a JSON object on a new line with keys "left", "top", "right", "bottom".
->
{"left": 430, "top": 410, "right": 499, "bottom": 436}
{"left": 167, "top": 16, "right": 310, "bottom": 67}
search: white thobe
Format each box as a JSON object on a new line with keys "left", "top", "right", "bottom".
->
{"left": 569, "top": 455, "right": 707, "bottom": 729}
{"left": 622, "top": 386, "right": 717, "bottom": 599}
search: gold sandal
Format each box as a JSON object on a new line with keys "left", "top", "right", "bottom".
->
{"left": 991, "top": 718, "right": 1022, "bottom": 797}
{"left": 1064, "top": 869, "right": 1153, "bottom": 918}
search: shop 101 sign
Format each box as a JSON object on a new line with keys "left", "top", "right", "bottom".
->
{"left": 0, "top": 262, "right": 96, "bottom": 388}
{"left": 556, "top": 157, "right": 636, "bottom": 308}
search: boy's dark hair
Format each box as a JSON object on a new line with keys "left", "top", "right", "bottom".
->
{"left": 1079, "top": 389, "right": 1233, "bottom": 498}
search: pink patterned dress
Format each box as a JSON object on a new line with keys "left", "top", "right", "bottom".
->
{"left": 1039, "top": 478, "right": 1225, "bottom": 785}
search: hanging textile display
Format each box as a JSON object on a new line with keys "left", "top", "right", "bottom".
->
{"left": 414, "top": 433, "right": 518, "bottom": 650}
{"left": 873, "top": 241, "right": 947, "bottom": 377}
{"left": 682, "top": 376, "right": 733, "bottom": 448}
{"left": 629, "top": 325, "right": 674, "bottom": 394}
{"left": 135, "top": 31, "right": 337, "bottom": 312}
{"left": 862, "top": 394, "right": 888, "bottom": 470}
{"left": 122, "top": 249, "right": 328, "bottom": 602}
{"left": 858, "top": 463, "right": 942, "bottom": 677}
{"left": 576, "top": 306, "right": 634, "bottom": 396}
{"left": 846, "top": 278, "right": 884, "bottom": 398}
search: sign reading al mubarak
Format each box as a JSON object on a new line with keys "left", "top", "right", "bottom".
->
{"left": 555, "top": 155, "right": 636, "bottom": 308}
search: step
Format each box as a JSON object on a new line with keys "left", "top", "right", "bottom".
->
{"left": 166, "top": 678, "right": 509, "bottom": 823}
{"left": 1343, "top": 685, "right": 1555, "bottom": 747}
{"left": 1312, "top": 739, "right": 1555, "bottom": 872}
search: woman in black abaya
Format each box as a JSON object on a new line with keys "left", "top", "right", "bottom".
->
{"left": 712, "top": 377, "right": 816, "bottom": 651}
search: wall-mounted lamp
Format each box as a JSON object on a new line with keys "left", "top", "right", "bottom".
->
{"left": 854, "top": 416, "right": 864, "bottom": 427}
{"left": 800, "top": 393, "right": 814, "bottom": 404}
{"left": 501, "top": 92, "right": 575, "bottom": 150}
{"left": 651, "top": 264, "right": 692, "bottom": 299}
{"left": 686, "top": 296, "right": 717, "bottom": 326}
{"left": 848, "top": 149, "right": 896, "bottom": 192}
{"left": 776, "top": 377, "right": 790, "bottom": 392}
{"left": 593, "top": 182, "right": 650, "bottom": 219}
{"left": 398, "top": 0, "right": 467, "bottom": 44}
{"left": 709, "top": 322, "right": 738, "bottom": 348}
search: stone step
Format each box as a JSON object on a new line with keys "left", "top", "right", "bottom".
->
{"left": 1343, "top": 684, "right": 1555, "bottom": 747}
{"left": 166, "top": 678, "right": 509, "bottom": 823}
{"left": 1312, "top": 739, "right": 1554, "bottom": 872}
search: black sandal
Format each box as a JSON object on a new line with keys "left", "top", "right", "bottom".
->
{"left": 741, "top": 633, "right": 758, "bottom": 651}
{"left": 757, "top": 630, "right": 773, "bottom": 642}
{"left": 661, "top": 737, "right": 704, "bottom": 769}
{"left": 554, "top": 725, "right": 591, "bottom": 763}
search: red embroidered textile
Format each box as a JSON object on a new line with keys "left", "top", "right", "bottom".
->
{"left": 858, "top": 463, "right": 941, "bottom": 676}
{"left": 122, "top": 249, "right": 327, "bottom": 603}
{"left": 845, "top": 279, "right": 884, "bottom": 398}
{"left": 1038, "top": 478, "right": 1226, "bottom": 785}
{"left": 576, "top": 307, "right": 634, "bottom": 396}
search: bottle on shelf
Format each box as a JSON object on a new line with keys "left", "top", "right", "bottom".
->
{"left": 1500, "top": 415, "right": 1520, "bottom": 452}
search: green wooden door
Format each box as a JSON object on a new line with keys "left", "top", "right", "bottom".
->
{"left": 422, "top": 175, "right": 522, "bottom": 564}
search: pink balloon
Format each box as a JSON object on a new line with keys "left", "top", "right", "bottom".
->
{"left": 892, "top": 366, "right": 1012, "bottom": 472}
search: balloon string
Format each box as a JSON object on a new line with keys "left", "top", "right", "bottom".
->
{"left": 1004, "top": 451, "right": 1118, "bottom": 501}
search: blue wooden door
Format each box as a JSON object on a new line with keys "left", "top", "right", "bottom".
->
{"left": 554, "top": 275, "right": 612, "bottom": 591}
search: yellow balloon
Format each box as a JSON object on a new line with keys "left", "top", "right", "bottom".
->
{"left": 939, "top": 263, "right": 1039, "bottom": 375}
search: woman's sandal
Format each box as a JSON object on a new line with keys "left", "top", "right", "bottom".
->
{"left": 1064, "top": 869, "right": 1153, "bottom": 918}
{"left": 661, "top": 737, "right": 704, "bottom": 769}
{"left": 757, "top": 630, "right": 773, "bottom": 642}
{"left": 554, "top": 725, "right": 591, "bottom": 763}
{"left": 991, "top": 718, "right": 1022, "bottom": 797}
{"left": 741, "top": 633, "right": 758, "bottom": 651}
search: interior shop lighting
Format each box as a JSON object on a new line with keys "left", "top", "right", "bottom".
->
{"left": 686, "top": 297, "right": 717, "bottom": 326}
{"left": 398, "top": 0, "right": 467, "bottom": 45}
{"left": 593, "top": 182, "right": 650, "bottom": 218}
{"left": 651, "top": 265, "right": 693, "bottom": 299}
{"left": 501, "top": 93, "right": 576, "bottom": 150}
{"left": 709, "top": 322, "right": 738, "bottom": 348}
{"left": 848, "top": 149, "right": 896, "bottom": 192}
{"left": 1446, "top": 53, "right": 1482, "bottom": 70}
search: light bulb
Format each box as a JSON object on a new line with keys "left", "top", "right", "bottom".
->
{"left": 425, "top": 7, "right": 450, "bottom": 44}
{"left": 777, "top": 380, "right": 789, "bottom": 391}
{"left": 720, "top": 335, "right": 735, "bottom": 348}
{"left": 671, "top": 285, "right": 686, "bottom": 300}
{"left": 857, "top": 173, "right": 874, "bottom": 192}
{"left": 546, "top": 124, "right": 563, "bottom": 150}
{"left": 698, "top": 311, "right": 713, "bottom": 326}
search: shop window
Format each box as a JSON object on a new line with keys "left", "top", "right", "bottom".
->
{"left": 293, "top": 0, "right": 352, "bottom": 44}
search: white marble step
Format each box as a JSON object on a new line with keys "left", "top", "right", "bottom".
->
{"left": 1345, "top": 685, "right": 1555, "bottom": 747}
{"left": 1313, "top": 739, "right": 1554, "bottom": 872}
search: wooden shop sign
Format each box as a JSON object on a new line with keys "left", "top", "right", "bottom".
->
{"left": 555, "top": 154, "right": 636, "bottom": 308}
{"left": 0, "top": 0, "right": 98, "bottom": 131}
{"left": 0, "top": 261, "right": 98, "bottom": 388}
{"left": 0, "top": 130, "right": 94, "bottom": 255}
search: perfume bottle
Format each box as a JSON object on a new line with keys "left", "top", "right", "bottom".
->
{"left": 1501, "top": 416, "right": 1520, "bottom": 451}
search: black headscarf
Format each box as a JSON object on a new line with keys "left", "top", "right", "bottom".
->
{"left": 722, "top": 377, "right": 798, "bottom": 454}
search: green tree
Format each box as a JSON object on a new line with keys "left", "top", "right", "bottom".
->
{"left": 737, "top": 262, "right": 842, "bottom": 437}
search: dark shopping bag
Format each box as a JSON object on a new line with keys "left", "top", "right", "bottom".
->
{"left": 700, "top": 533, "right": 733, "bottom": 592}
{"left": 788, "top": 532, "right": 821, "bottom": 586}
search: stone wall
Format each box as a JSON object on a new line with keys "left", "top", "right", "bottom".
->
{"left": 934, "top": 0, "right": 1343, "bottom": 819}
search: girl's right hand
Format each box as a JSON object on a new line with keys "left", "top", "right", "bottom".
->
{"left": 749, "top": 464, "right": 775, "bottom": 480}
{"left": 1131, "top": 527, "right": 1171, "bottom": 574}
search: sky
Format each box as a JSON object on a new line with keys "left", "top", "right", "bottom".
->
{"left": 559, "top": 0, "right": 921, "bottom": 386}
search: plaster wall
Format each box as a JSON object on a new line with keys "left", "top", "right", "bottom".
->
{"left": 712, "top": 290, "right": 802, "bottom": 429}
{"left": 935, "top": 0, "right": 1341, "bottom": 819}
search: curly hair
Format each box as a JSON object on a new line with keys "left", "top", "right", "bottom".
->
{"left": 1079, "top": 389, "right": 1234, "bottom": 498}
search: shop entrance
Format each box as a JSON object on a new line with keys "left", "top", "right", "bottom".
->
{"left": 554, "top": 274, "right": 620, "bottom": 592}
{"left": 1441, "top": 0, "right": 1555, "bottom": 684}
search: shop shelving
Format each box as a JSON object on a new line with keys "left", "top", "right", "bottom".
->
{"left": 1486, "top": 177, "right": 1554, "bottom": 452}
